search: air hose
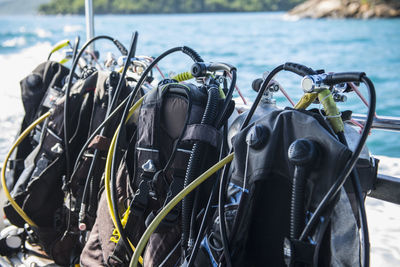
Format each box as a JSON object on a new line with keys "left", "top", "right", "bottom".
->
{"left": 1, "top": 35, "right": 127, "bottom": 234}
{"left": 129, "top": 153, "right": 234, "bottom": 267}
{"left": 181, "top": 82, "right": 220, "bottom": 252}
{"left": 63, "top": 36, "right": 80, "bottom": 197}
{"left": 337, "top": 132, "right": 370, "bottom": 266}
{"left": 108, "top": 46, "right": 204, "bottom": 257}
{"left": 172, "top": 71, "right": 194, "bottom": 82}
{"left": 105, "top": 96, "right": 144, "bottom": 263}
{"left": 78, "top": 32, "right": 139, "bottom": 231}
{"left": 187, "top": 123, "right": 229, "bottom": 267}
{"left": 47, "top": 39, "right": 71, "bottom": 61}
{"left": 1, "top": 111, "right": 51, "bottom": 228}
{"left": 63, "top": 34, "right": 128, "bottom": 189}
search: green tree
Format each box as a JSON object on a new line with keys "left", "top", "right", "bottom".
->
{"left": 38, "top": 0, "right": 307, "bottom": 14}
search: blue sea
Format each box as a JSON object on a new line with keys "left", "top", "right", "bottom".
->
{"left": 0, "top": 13, "right": 400, "bottom": 157}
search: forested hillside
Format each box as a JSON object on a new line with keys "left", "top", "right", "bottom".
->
{"left": 38, "top": 0, "right": 305, "bottom": 14}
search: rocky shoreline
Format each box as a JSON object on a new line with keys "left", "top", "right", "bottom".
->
{"left": 288, "top": 0, "right": 400, "bottom": 19}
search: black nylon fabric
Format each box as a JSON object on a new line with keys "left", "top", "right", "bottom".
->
{"left": 6, "top": 61, "right": 69, "bottom": 189}
{"left": 3, "top": 71, "right": 99, "bottom": 265}
{"left": 80, "top": 83, "right": 215, "bottom": 267}
{"left": 196, "top": 108, "right": 353, "bottom": 267}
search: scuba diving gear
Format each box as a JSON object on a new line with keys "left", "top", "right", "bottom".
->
{"left": 0, "top": 23, "right": 390, "bottom": 267}
{"left": 77, "top": 32, "right": 139, "bottom": 234}
{"left": 1, "top": 33, "right": 150, "bottom": 265}
{"left": 187, "top": 63, "right": 377, "bottom": 267}
{"left": 3, "top": 70, "right": 99, "bottom": 265}
{"left": 87, "top": 42, "right": 237, "bottom": 266}
{"left": 5, "top": 61, "right": 70, "bottom": 190}
{"left": 129, "top": 153, "right": 234, "bottom": 267}
{"left": 105, "top": 46, "right": 204, "bottom": 260}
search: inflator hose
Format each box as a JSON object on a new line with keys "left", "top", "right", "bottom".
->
{"left": 181, "top": 84, "right": 220, "bottom": 251}
{"left": 332, "top": 131, "right": 371, "bottom": 266}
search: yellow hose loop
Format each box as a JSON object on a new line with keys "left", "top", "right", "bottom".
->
{"left": 129, "top": 152, "right": 235, "bottom": 267}
{"left": 49, "top": 39, "right": 71, "bottom": 55}
{"left": 294, "top": 93, "right": 318, "bottom": 110}
{"left": 59, "top": 58, "right": 70, "bottom": 65}
{"left": 1, "top": 111, "right": 51, "bottom": 228}
{"left": 172, "top": 71, "right": 193, "bottom": 82}
{"left": 105, "top": 96, "right": 144, "bottom": 265}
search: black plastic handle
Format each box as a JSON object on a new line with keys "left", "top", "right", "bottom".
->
{"left": 283, "top": 62, "right": 317, "bottom": 77}
{"left": 191, "top": 62, "right": 236, "bottom": 77}
{"left": 324, "top": 72, "right": 366, "bottom": 86}
{"left": 208, "top": 62, "right": 236, "bottom": 73}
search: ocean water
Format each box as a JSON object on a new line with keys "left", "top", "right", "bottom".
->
{"left": 1, "top": 13, "right": 400, "bottom": 158}
{"left": 1, "top": 13, "right": 399, "bottom": 159}
{"left": 0, "top": 12, "right": 400, "bottom": 266}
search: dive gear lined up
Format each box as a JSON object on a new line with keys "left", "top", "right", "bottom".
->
{"left": 0, "top": 32, "right": 388, "bottom": 267}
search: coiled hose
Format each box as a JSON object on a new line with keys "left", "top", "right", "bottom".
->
{"left": 181, "top": 84, "right": 220, "bottom": 252}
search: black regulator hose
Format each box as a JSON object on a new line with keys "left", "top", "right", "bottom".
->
{"left": 62, "top": 35, "right": 80, "bottom": 236}
{"left": 63, "top": 35, "right": 80, "bottom": 188}
{"left": 78, "top": 32, "right": 139, "bottom": 232}
{"left": 109, "top": 46, "right": 204, "bottom": 256}
{"left": 187, "top": 123, "right": 228, "bottom": 267}
{"left": 181, "top": 83, "right": 220, "bottom": 252}
{"left": 63, "top": 34, "right": 128, "bottom": 187}
{"left": 337, "top": 131, "right": 370, "bottom": 267}
{"left": 298, "top": 75, "right": 375, "bottom": 243}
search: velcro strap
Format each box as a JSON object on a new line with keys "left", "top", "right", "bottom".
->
{"left": 181, "top": 124, "right": 220, "bottom": 148}
{"left": 88, "top": 135, "right": 110, "bottom": 151}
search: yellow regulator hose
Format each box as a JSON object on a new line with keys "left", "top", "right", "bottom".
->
{"left": 129, "top": 152, "right": 235, "bottom": 267}
{"left": 105, "top": 96, "right": 144, "bottom": 264}
{"left": 1, "top": 111, "right": 51, "bottom": 228}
